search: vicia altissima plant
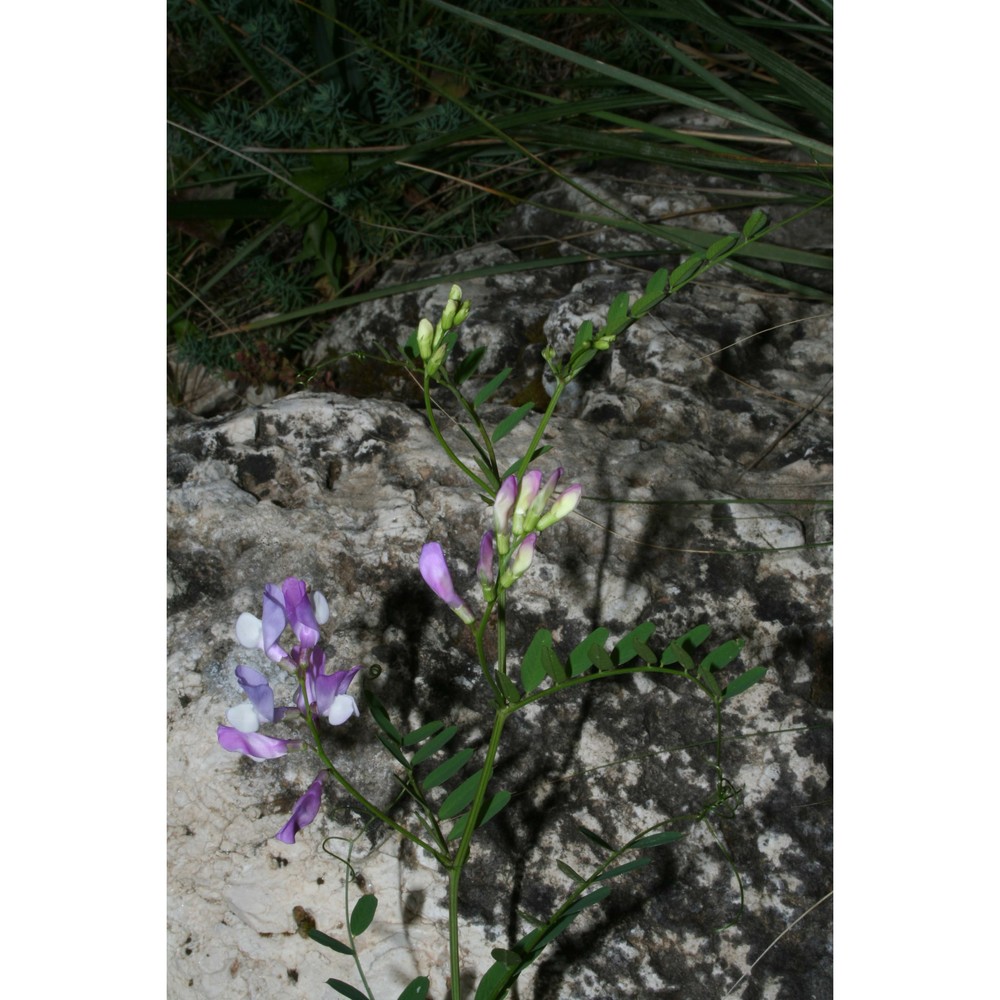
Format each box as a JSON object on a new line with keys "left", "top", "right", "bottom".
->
{"left": 216, "top": 214, "right": 776, "bottom": 1000}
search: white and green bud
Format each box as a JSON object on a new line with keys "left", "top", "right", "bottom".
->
{"left": 499, "top": 533, "right": 537, "bottom": 589}
{"left": 523, "top": 467, "right": 562, "bottom": 534}
{"left": 535, "top": 483, "right": 582, "bottom": 531}
{"left": 511, "top": 470, "right": 542, "bottom": 537}
{"left": 416, "top": 317, "right": 436, "bottom": 362}
{"left": 427, "top": 342, "right": 448, "bottom": 377}
{"left": 453, "top": 298, "right": 471, "bottom": 325}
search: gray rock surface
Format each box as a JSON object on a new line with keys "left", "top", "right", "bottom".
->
{"left": 168, "top": 167, "right": 831, "bottom": 999}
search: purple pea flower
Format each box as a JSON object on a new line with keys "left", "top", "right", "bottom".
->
{"left": 217, "top": 726, "right": 302, "bottom": 761}
{"left": 419, "top": 542, "right": 475, "bottom": 625}
{"left": 492, "top": 476, "right": 518, "bottom": 554}
{"left": 297, "top": 658, "right": 363, "bottom": 726}
{"left": 225, "top": 665, "right": 291, "bottom": 733}
{"left": 276, "top": 772, "right": 326, "bottom": 844}
{"left": 235, "top": 578, "right": 330, "bottom": 661}
{"left": 280, "top": 578, "right": 323, "bottom": 650}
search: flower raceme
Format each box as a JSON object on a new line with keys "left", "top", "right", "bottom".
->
{"left": 420, "top": 470, "right": 582, "bottom": 619}
{"left": 217, "top": 577, "right": 361, "bottom": 842}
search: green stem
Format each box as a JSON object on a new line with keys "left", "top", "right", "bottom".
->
{"left": 447, "top": 707, "right": 512, "bottom": 1000}
{"left": 496, "top": 591, "right": 508, "bottom": 678}
{"left": 298, "top": 679, "right": 449, "bottom": 865}
{"left": 423, "top": 372, "right": 492, "bottom": 491}
{"left": 342, "top": 837, "right": 378, "bottom": 999}
{"left": 514, "top": 378, "right": 564, "bottom": 483}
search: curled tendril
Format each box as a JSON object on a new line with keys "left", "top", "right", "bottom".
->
{"left": 367, "top": 663, "right": 382, "bottom": 679}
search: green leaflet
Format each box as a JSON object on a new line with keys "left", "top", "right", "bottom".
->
{"left": 630, "top": 830, "right": 686, "bottom": 850}
{"left": 606, "top": 290, "right": 631, "bottom": 330}
{"left": 569, "top": 627, "right": 610, "bottom": 676}
{"left": 496, "top": 671, "right": 521, "bottom": 704}
{"left": 699, "top": 639, "right": 745, "bottom": 673}
{"left": 723, "top": 665, "right": 768, "bottom": 701}
{"left": 474, "top": 960, "right": 512, "bottom": 1000}
{"left": 491, "top": 402, "right": 535, "bottom": 443}
{"left": 410, "top": 725, "right": 459, "bottom": 766}
{"left": 613, "top": 621, "right": 656, "bottom": 665}
{"left": 326, "top": 979, "right": 368, "bottom": 1000}
{"left": 447, "top": 790, "right": 512, "bottom": 841}
{"left": 402, "top": 720, "right": 444, "bottom": 747}
{"left": 577, "top": 825, "right": 614, "bottom": 852}
{"left": 438, "top": 768, "right": 486, "bottom": 820}
{"left": 397, "top": 977, "right": 431, "bottom": 1000}
{"left": 521, "top": 628, "right": 553, "bottom": 694}
{"left": 307, "top": 928, "right": 354, "bottom": 956}
{"left": 349, "top": 893, "right": 378, "bottom": 936}
{"left": 365, "top": 689, "right": 402, "bottom": 742}
{"left": 556, "top": 860, "right": 585, "bottom": 882}
{"left": 564, "top": 885, "right": 611, "bottom": 915}
{"left": 474, "top": 367, "right": 512, "bottom": 407}
{"left": 596, "top": 856, "right": 652, "bottom": 880}
{"left": 456, "top": 346, "right": 486, "bottom": 385}
{"left": 422, "top": 747, "right": 475, "bottom": 790}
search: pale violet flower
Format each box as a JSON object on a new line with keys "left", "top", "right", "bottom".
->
{"left": 297, "top": 657, "right": 363, "bottom": 727}
{"left": 492, "top": 476, "right": 518, "bottom": 553}
{"left": 235, "top": 578, "right": 330, "bottom": 661}
{"left": 217, "top": 726, "right": 301, "bottom": 761}
{"left": 276, "top": 772, "right": 325, "bottom": 844}
{"left": 225, "top": 665, "right": 291, "bottom": 733}
{"left": 420, "top": 542, "right": 475, "bottom": 625}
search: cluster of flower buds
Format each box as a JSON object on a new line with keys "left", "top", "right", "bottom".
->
{"left": 415, "top": 283, "right": 471, "bottom": 377}
{"left": 217, "top": 577, "right": 362, "bottom": 843}
{"left": 420, "top": 469, "right": 583, "bottom": 621}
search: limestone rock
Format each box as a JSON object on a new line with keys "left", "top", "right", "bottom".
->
{"left": 169, "top": 168, "right": 831, "bottom": 999}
